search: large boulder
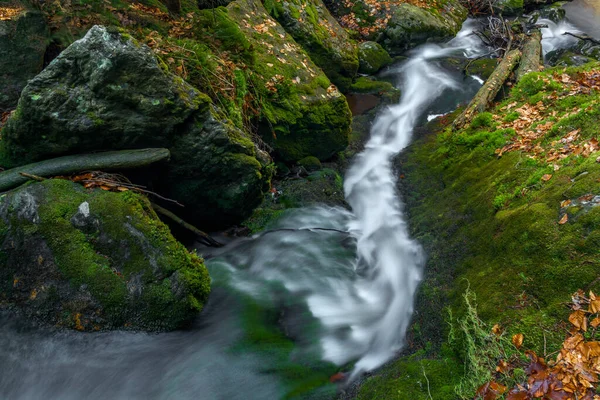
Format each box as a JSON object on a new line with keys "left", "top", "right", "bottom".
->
{"left": 0, "top": 179, "right": 211, "bottom": 331}
{"left": 262, "top": 0, "right": 359, "bottom": 92}
{"left": 0, "top": 26, "right": 271, "bottom": 229}
{"left": 378, "top": 0, "right": 468, "bottom": 55}
{"left": 227, "top": 0, "right": 352, "bottom": 161}
{"left": 327, "top": 0, "right": 467, "bottom": 56}
{"left": 0, "top": 9, "right": 49, "bottom": 113}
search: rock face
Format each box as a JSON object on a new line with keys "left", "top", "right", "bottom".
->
{"left": 262, "top": 0, "right": 359, "bottom": 91}
{"left": 0, "top": 179, "right": 211, "bottom": 331}
{"left": 0, "top": 10, "right": 49, "bottom": 113}
{"left": 227, "top": 0, "right": 352, "bottom": 161}
{"left": 0, "top": 26, "right": 271, "bottom": 229}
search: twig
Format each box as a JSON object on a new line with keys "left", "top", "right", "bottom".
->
{"left": 421, "top": 362, "right": 434, "bottom": 400}
{"left": 151, "top": 202, "right": 224, "bottom": 247}
{"left": 19, "top": 172, "right": 46, "bottom": 182}
{"left": 563, "top": 32, "right": 600, "bottom": 45}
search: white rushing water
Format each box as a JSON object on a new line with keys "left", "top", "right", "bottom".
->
{"left": 215, "top": 19, "right": 488, "bottom": 378}
{"left": 320, "top": 21, "right": 485, "bottom": 375}
{"left": 539, "top": 18, "right": 583, "bottom": 56}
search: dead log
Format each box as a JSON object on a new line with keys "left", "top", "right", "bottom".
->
{"left": 516, "top": 30, "right": 542, "bottom": 81}
{"left": 151, "top": 203, "right": 224, "bottom": 248}
{"left": 0, "top": 148, "right": 170, "bottom": 192}
{"left": 453, "top": 49, "right": 521, "bottom": 130}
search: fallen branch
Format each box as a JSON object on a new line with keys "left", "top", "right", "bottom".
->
{"left": 453, "top": 49, "right": 521, "bottom": 130}
{"left": 19, "top": 172, "right": 46, "bottom": 182}
{"left": 151, "top": 202, "right": 224, "bottom": 248}
{"left": 516, "top": 30, "right": 542, "bottom": 81}
{"left": 0, "top": 148, "right": 170, "bottom": 193}
{"left": 563, "top": 31, "right": 600, "bottom": 45}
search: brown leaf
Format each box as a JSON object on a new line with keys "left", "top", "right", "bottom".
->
{"left": 569, "top": 310, "right": 588, "bottom": 331}
{"left": 591, "top": 318, "right": 600, "bottom": 328}
{"left": 560, "top": 199, "right": 572, "bottom": 208}
{"left": 506, "top": 389, "right": 528, "bottom": 400}
{"left": 559, "top": 214, "right": 569, "bottom": 225}
{"left": 492, "top": 324, "right": 502, "bottom": 336}
{"left": 513, "top": 333, "right": 524, "bottom": 349}
{"left": 541, "top": 174, "right": 553, "bottom": 182}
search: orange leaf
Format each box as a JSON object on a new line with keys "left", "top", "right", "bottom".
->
{"left": 541, "top": 174, "right": 553, "bottom": 182}
{"left": 560, "top": 199, "right": 571, "bottom": 208}
{"left": 591, "top": 317, "right": 600, "bottom": 328}
{"left": 492, "top": 324, "right": 502, "bottom": 336}
{"left": 569, "top": 310, "right": 587, "bottom": 332}
{"left": 559, "top": 214, "right": 568, "bottom": 225}
{"left": 512, "top": 333, "right": 524, "bottom": 349}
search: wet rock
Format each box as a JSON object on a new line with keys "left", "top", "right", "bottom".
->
{"left": 0, "top": 179, "right": 211, "bottom": 331}
{"left": 358, "top": 41, "right": 393, "bottom": 74}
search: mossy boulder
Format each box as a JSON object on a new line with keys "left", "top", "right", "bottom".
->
{"left": 227, "top": 0, "right": 352, "bottom": 161}
{"left": 379, "top": 0, "right": 467, "bottom": 56}
{"left": 262, "top": 0, "right": 359, "bottom": 92}
{"left": 0, "top": 179, "right": 210, "bottom": 331}
{"left": 297, "top": 155, "right": 322, "bottom": 171}
{"left": 358, "top": 41, "right": 393, "bottom": 74}
{"left": 0, "top": 25, "right": 202, "bottom": 166}
{"left": 0, "top": 9, "right": 49, "bottom": 113}
{"left": 0, "top": 26, "right": 271, "bottom": 229}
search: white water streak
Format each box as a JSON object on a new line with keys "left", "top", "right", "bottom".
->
{"left": 310, "top": 22, "right": 486, "bottom": 376}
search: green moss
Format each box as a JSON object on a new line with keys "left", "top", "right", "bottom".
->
{"left": 6, "top": 179, "right": 210, "bottom": 330}
{"left": 297, "top": 156, "right": 322, "bottom": 171}
{"left": 350, "top": 76, "right": 397, "bottom": 94}
{"left": 378, "top": 62, "right": 600, "bottom": 396}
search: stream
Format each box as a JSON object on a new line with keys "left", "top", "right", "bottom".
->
{"left": 0, "top": 8, "right": 597, "bottom": 400}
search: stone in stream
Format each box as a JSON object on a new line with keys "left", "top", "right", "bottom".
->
{"left": 0, "top": 25, "right": 271, "bottom": 229}
{"left": 358, "top": 41, "right": 393, "bottom": 75}
{"left": 0, "top": 9, "right": 49, "bottom": 113}
{"left": 0, "top": 179, "right": 210, "bottom": 331}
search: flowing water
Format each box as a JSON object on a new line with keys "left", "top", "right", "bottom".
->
{"left": 1, "top": 11, "right": 595, "bottom": 399}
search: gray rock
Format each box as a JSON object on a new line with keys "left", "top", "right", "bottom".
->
{"left": 0, "top": 26, "right": 272, "bottom": 229}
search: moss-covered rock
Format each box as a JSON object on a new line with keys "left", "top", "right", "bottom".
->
{"left": 358, "top": 41, "right": 393, "bottom": 74}
{"left": 0, "top": 26, "right": 271, "bottom": 229}
{"left": 227, "top": 0, "right": 352, "bottom": 161}
{"left": 262, "top": 0, "right": 359, "bottom": 91}
{"left": 0, "top": 179, "right": 210, "bottom": 331}
{"left": 0, "top": 9, "right": 49, "bottom": 113}
{"left": 297, "top": 155, "right": 322, "bottom": 171}
{"left": 379, "top": 0, "right": 467, "bottom": 56}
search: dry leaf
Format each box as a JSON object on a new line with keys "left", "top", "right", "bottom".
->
{"left": 542, "top": 174, "right": 553, "bottom": 182}
{"left": 512, "top": 333, "right": 524, "bottom": 349}
{"left": 559, "top": 214, "right": 569, "bottom": 225}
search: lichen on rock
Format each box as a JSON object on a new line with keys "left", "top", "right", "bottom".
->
{"left": 0, "top": 25, "right": 272, "bottom": 229}
{"left": 0, "top": 179, "right": 210, "bottom": 331}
